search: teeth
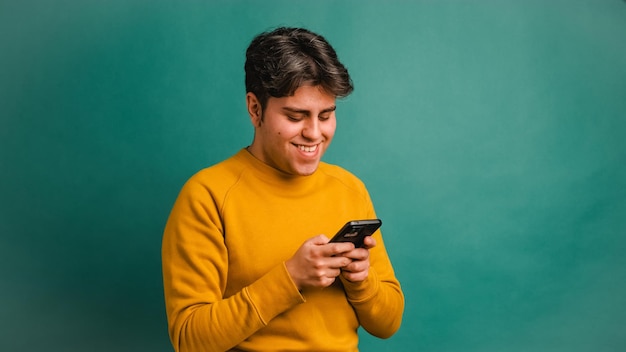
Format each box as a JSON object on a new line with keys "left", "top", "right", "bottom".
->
{"left": 298, "top": 144, "right": 318, "bottom": 152}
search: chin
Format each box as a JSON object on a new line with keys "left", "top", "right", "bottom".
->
{"left": 293, "top": 164, "right": 319, "bottom": 176}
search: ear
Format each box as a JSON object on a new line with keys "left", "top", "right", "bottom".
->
{"left": 246, "top": 92, "right": 263, "bottom": 127}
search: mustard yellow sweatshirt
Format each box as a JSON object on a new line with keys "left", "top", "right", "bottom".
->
{"left": 162, "top": 149, "right": 404, "bottom": 352}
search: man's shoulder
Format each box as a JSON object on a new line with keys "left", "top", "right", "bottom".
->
{"left": 185, "top": 150, "right": 249, "bottom": 190}
{"left": 318, "top": 162, "right": 367, "bottom": 192}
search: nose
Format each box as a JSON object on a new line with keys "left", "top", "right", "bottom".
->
{"left": 302, "top": 118, "right": 321, "bottom": 141}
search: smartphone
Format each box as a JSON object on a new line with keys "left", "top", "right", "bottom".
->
{"left": 329, "top": 219, "right": 382, "bottom": 248}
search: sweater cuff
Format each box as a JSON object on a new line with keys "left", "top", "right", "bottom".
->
{"left": 340, "top": 268, "right": 380, "bottom": 303}
{"left": 245, "top": 262, "right": 305, "bottom": 325}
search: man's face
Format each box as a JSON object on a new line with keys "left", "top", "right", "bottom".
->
{"left": 247, "top": 85, "right": 337, "bottom": 176}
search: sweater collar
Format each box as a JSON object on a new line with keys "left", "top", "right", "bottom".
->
{"left": 236, "top": 148, "right": 320, "bottom": 191}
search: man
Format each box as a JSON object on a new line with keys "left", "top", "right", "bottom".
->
{"left": 162, "top": 27, "right": 404, "bottom": 352}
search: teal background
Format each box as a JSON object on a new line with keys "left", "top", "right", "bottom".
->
{"left": 2, "top": 1, "right": 625, "bottom": 351}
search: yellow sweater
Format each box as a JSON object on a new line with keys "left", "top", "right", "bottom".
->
{"left": 162, "top": 149, "right": 404, "bottom": 352}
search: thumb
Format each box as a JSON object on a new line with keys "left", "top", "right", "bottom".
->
{"left": 311, "top": 234, "right": 331, "bottom": 245}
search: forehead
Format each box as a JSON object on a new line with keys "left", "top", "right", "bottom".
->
{"left": 268, "top": 85, "right": 336, "bottom": 111}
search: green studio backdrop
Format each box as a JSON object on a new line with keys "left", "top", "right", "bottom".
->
{"left": 1, "top": 1, "right": 625, "bottom": 351}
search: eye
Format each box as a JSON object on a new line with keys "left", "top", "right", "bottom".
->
{"left": 287, "top": 115, "right": 302, "bottom": 122}
{"left": 319, "top": 115, "right": 331, "bottom": 121}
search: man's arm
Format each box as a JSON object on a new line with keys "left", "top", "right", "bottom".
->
{"left": 161, "top": 181, "right": 305, "bottom": 352}
{"left": 339, "top": 234, "right": 405, "bottom": 338}
{"left": 162, "top": 179, "right": 363, "bottom": 351}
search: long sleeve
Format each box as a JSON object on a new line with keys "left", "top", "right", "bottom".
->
{"left": 162, "top": 150, "right": 404, "bottom": 351}
{"left": 340, "top": 231, "right": 405, "bottom": 338}
{"left": 161, "top": 178, "right": 305, "bottom": 352}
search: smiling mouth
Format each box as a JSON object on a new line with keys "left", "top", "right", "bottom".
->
{"left": 296, "top": 144, "right": 319, "bottom": 153}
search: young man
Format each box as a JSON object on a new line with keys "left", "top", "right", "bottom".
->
{"left": 162, "top": 27, "right": 404, "bottom": 352}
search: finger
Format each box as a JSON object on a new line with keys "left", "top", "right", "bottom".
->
{"left": 340, "top": 247, "right": 369, "bottom": 261}
{"left": 310, "top": 234, "right": 331, "bottom": 245}
{"left": 342, "top": 258, "right": 367, "bottom": 273}
{"left": 362, "top": 236, "right": 377, "bottom": 249}
{"left": 324, "top": 242, "right": 355, "bottom": 256}
{"left": 341, "top": 267, "right": 369, "bottom": 282}
{"left": 326, "top": 255, "right": 353, "bottom": 269}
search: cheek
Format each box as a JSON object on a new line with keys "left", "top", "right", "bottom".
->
{"left": 277, "top": 124, "right": 301, "bottom": 139}
{"left": 324, "top": 121, "right": 337, "bottom": 139}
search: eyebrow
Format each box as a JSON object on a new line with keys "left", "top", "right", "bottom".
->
{"left": 283, "top": 105, "right": 337, "bottom": 115}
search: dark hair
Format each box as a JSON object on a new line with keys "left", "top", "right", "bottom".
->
{"left": 245, "top": 27, "right": 353, "bottom": 109}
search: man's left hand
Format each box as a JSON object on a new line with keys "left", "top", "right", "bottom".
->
{"left": 339, "top": 236, "right": 376, "bottom": 282}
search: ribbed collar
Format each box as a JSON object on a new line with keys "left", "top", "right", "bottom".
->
{"left": 234, "top": 148, "right": 322, "bottom": 196}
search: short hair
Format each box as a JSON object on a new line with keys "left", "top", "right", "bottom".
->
{"left": 245, "top": 27, "right": 354, "bottom": 109}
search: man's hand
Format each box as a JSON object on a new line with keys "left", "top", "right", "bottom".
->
{"left": 285, "top": 235, "right": 355, "bottom": 290}
{"left": 339, "top": 235, "right": 376, "bottom": 283}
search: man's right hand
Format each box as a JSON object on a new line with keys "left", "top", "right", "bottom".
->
{"left": 285, "top": 235, "right": 355, "bottom": 290}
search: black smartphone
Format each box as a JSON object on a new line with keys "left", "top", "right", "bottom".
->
{"left": 329, "top": 219, "right": 382, "bottom": 248}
